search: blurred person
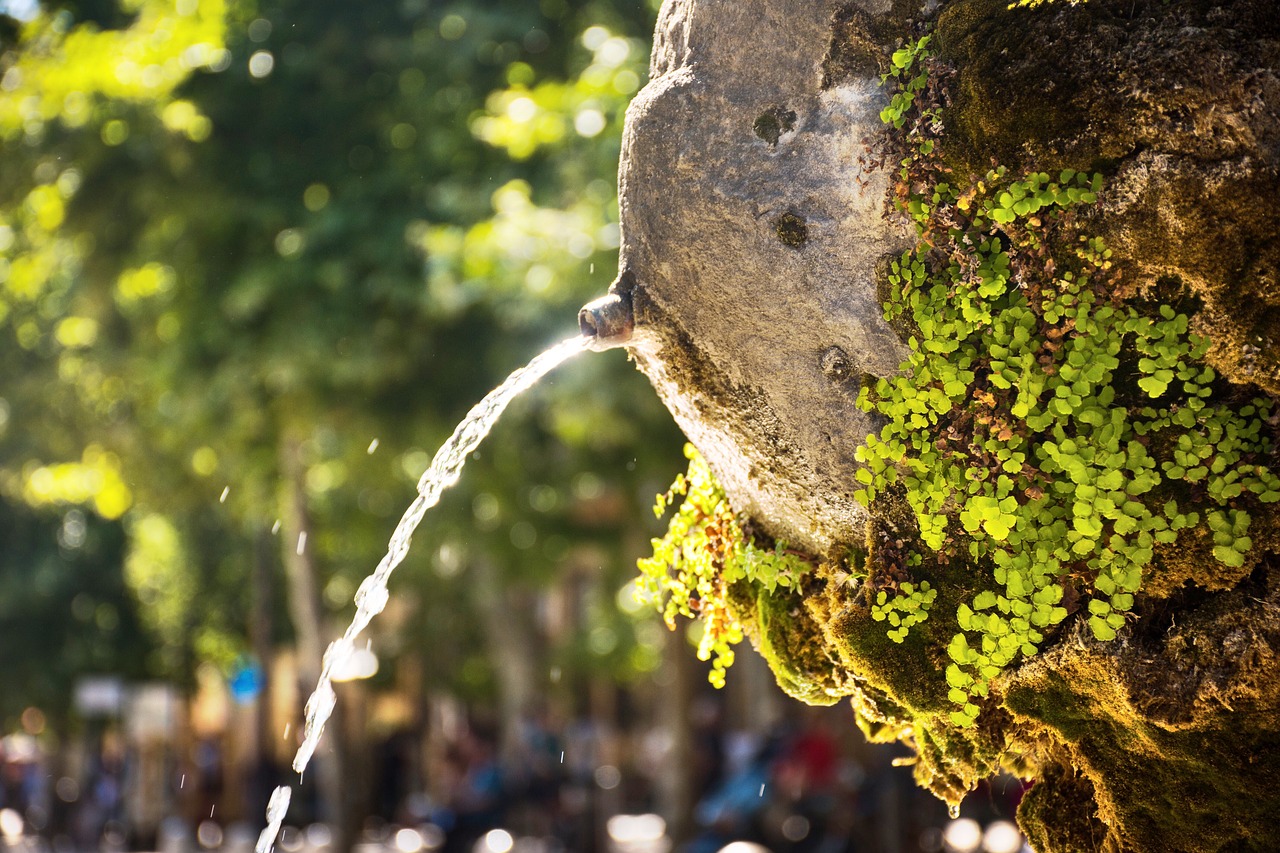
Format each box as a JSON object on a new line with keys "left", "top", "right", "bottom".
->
{"left": 0, "top": 742, "right": 30, "bottom": 819}
{"left": 1, "top": 735, "right": 47, "bottom": 832}
{"left": 689, "top": 698, "right": 726, "bottom": 804}
{"left": 194, "top": 738, "right": 224, "bottom": 824}
{"left": 560, "top": 710, "right": 606, "bottom": 852}
{"left": 741, "top": 712, "right": 842, "bottom": 852}
{"left": 772, "top": 712, "right": 838, "bottom": 813}
{"left": 440, "top": 730, "right": 505, "bottom": 853}
{"left": 72, "top": 744, "right": 125, "bottom": 851}
{"left": 509, "top": 706, "right": 565, "bottom": 837}
{"left": 680, "top": 730, "right": 783, "bottom": 853}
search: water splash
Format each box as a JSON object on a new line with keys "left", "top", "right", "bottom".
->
{"left": 255, "top": 334, "right": 589, "bottom": 853}
{"left": 256, "top": 786, "right": 292, "bottom": 853}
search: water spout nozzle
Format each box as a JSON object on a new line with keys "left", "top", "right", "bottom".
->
{"left": 579, "top": 292, "right": 634, "bottom": 351}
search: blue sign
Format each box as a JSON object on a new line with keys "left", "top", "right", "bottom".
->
{"left": 228, "top": 660, "right": 265, "bottom": 704}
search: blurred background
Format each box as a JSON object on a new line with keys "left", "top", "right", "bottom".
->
{"left": 0, "top": 1, "right": 1027, "bottom": 851}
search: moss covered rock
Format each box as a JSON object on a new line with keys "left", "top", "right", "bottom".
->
{"left": 936, "top": 0, "right": 1280, "bottom": 396}
{"left": 1005, "top": 566, "right": 1280, "bottom": 851}
{"left": 615, "top": 0, "right": 1280, "bottom": 849}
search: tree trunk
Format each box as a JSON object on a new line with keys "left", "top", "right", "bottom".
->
{"left": 470, "top": 556, "right": 540, "bottom": 766}
{"left": 590, "top": 0, "right": 1280, "bottom": 850}
{"left": 655, "top": 625, "right": 696, "bottom": 843}
{"left": 279, "top": 434, "right": 354, "bottom": 851}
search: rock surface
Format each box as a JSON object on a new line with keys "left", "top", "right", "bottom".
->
{"left": 615, "top": 0, "right": 919, "bottom": 556}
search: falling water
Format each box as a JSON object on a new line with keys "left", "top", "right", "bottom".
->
{"left": 256, "top": 334, "right": 589, "bottom": 853}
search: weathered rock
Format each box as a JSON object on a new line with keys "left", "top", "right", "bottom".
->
{"left": 1006, "top": 568, "right": 1280, "bottom": 852}
{"left": 613, "top": 0, "right": 921, "bottom": 556}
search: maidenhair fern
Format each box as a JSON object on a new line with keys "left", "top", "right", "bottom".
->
{"left": 862, "top": 36, "right": 1280, "bottom": 726}
{"left": 638, "top": 444, "right": 811, "bottom": 687}
{"left": 871, "top": 581, "right": 937, "bottom": 643}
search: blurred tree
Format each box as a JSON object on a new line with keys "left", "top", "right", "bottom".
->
{"left": 0, "top": 0, "right": 242, "bottom": 700}
{"left": 0, "top": 498, "right": 152, "bottom": 729}
{"left": 0, "top": 0, "right": 682, "bottom": 839}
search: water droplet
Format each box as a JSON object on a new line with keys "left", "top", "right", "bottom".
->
{"left": 367, "top": 438, "right": 379, "bottom": 454}
{"left": 354, "top": 577, "right": 389, "bottom": 616}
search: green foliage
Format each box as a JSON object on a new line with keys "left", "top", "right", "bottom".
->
{"left": 0, "top": 0, "right": 228, "bottom": 142}
{"left": 862, "top": 38, "right": 1280, "bottom": 728}
{"left": 0, "top": 0, "right": 229, "bottom": 340}
{"left": 871, "top": 581, "right": 937, "bottom": 643}
{"left": 638, "top": 444, "right": 812, "bottom": 687}
{"left": 878, "top": 35, "right": 932, "bottom": 130}
{"left": 0, "top": 0, "right": 678, "bottom": 702}
{"left": 0, "top": 499, "right": 154, "bottom": 728}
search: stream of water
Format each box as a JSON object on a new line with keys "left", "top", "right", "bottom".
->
{"left": 256, "top": 334, "right": 590, "bottom": 853}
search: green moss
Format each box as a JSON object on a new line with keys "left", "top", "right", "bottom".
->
{"left": 821, "top": 5, "right": 883, "bottom": 85}
{"left": 812, "top": 540, "right": 1023, "bottom": 806}
{"left": 1016, "top": 762, "right": 1106, "bottom": 853}
{"left": 751, "top": 106, "right": 796, "bottom": 146}
{"left": 933, "top": 0, "right": 1120, "bottom": 176}
{"left": 773, "top": 212, "right": 808, "bottom": 247}
{"left": 1097, "top": 166, "right": 1280, "bottom": 397}
{"left": 822, "top": 586, "right": 953, "bottom": 715}
{"left": 1004, "top": 672, "right": 1092, "bottom": 744}
{"left": 932, "top": 0, "right": 1280, "bottom": 395}
{"left": 744, "top": 583, "right": 845, "bottom": 706}
{"left": 821, "top": 0, "right": 926, "bottom": 88}
{"left": 1005, "top": 619, "right": 1280, "bottom": 852}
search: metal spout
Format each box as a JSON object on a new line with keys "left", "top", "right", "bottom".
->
{"left": 578, "top": 291, "right": 634, "bottom": 351}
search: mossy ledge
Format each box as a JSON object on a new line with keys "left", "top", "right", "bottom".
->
{"left": 1004, "top": 561, "right": 1280, "bottom": 851}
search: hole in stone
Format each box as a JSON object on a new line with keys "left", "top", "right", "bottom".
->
{"left": 774, "top": 212, "right": 808, "bottom": 247}
{"left": 753, "top": 106, "right": 797, "bottom": 146}
{"left": 578, "top": 307, "right": 599, "bottom": 338}
{"left": 820, "top": 346, "right": 853, "bottom": 382}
